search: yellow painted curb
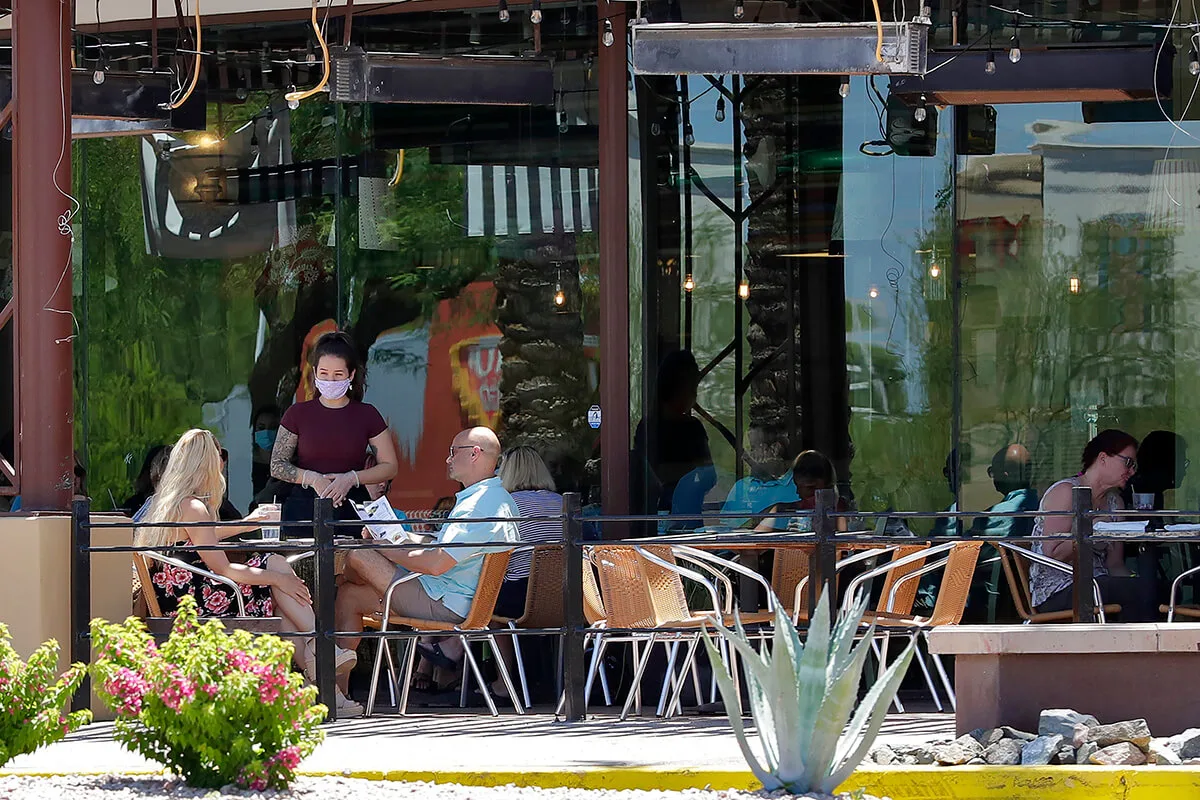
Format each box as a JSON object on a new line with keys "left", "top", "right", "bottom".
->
{"left": 5, "top": 765, "right": 1200, "bottom": 797}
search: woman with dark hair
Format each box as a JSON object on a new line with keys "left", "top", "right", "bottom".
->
{"left": 270, "top": 331, "right": 398, "bottom": 535}
{"left": 1030, "top": 429, "right": 1156, "bottom": 620}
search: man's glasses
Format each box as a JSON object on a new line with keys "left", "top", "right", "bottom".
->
{"left": 448, "top": 445, "right": 478, "bottom": 457}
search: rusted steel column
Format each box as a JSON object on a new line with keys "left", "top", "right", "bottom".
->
{"left": 13, "top": 0, "right": 74, "bottom": 510}
{"left": 598, "top": 0, "right": 630, "bottom": 526}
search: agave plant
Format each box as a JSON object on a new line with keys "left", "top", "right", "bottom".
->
{"left": 701, "top": 588, "right": 915, "bottom": 795}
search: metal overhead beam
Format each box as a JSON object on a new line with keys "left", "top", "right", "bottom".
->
{"left": 630, "top": 21, "right": 929, "bottom": 76}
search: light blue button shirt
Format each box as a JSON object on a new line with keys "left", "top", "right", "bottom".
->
{"left": 418, "top": 477, "right": 519, "bottom": 618}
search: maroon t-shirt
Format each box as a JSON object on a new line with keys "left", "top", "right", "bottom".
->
{"left": 280, "top": 399, "right": 388, "bottom": 475}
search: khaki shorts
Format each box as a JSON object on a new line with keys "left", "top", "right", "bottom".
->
{"left": 385, "top": 571, "right": 464, "bottom": 623}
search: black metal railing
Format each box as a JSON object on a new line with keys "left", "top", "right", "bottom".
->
{"left": 69, "top": 486, "right": 1200, "bottom": 722}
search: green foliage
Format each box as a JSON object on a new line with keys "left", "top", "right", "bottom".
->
{"left": 702, "top": 590, "right": 914, "bottom": 795}
{"left": 0, "top": 623, "right": 92, "bottom": 767}
{"left": 90, "top": 597, "right": 325, "bottom": 791}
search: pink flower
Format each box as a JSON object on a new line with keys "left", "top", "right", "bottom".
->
{"left": 103, "top": 666, "right": 150, "bottom": 716}
{"left": 269, "top": 745, "right": 303, "bottom": 771}
{"left": 160, "top": 672, "right": 196, "bottom": 712}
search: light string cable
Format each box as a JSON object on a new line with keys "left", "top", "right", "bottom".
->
{"left": 46, "top": 0, "right": 82, "bottom": 344}
{"left": 1155, "top": 0, "right": 1200, "bottom": 216}
{"left": 168, "top": 0, "right": 202, "bottom": 109}
{"left": 285, "top": 0, "right": 332, "bottom": 108}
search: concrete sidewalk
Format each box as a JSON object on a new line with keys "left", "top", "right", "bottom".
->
{"left": 3, "top": 711, "right": 954, "bottom": 775}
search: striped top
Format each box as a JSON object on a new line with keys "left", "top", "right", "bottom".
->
{"left": 506, "top": 490, "right": 565, "bottom": 581}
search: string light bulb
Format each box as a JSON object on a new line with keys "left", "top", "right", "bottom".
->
{"left": 1009, "top": 32, "right": 1021, "bottom": 63}
{"left": 93, "top": 67, "right": 106, "bottom": 85}
{"left": 913, "top": 95, "right": 928, "bottom": 123}
{"left": 531, "top": 0, "right": 543, "bottom": 24}
{"left": 602, "top": 19, "right": 615, "bottom": 47}
{"left": 985, "top": 51, "right": 996, "bottom": 74}
{"left": 734, "top": 0, "right": 745, "bottom": 18}
{"left": 498, "top": 0, "right": 510, "bottom": 22}
{"left": 839, "top": 76, "right": 850, "bottom": 98}
{"left": 868, "top": 286, "right": 879, "bottom": 299}
{"left": 929, "top": 263, "right": 940, "bottom": 278}
{"left": 684, "top": 274, "right": 695, "bottom": 293}
{"left": 738, "top": 280, "right": 750, "bottom": 300}
{"left": 715, "top": 96, "right": 726, "bottom": 122}
{"left": 554, "top": 283, "right": 566, "bottom": 307}
{"left": 559, "top": 110, "right": 570, "bottom": 133}
{"left": 1068, "top": 275, "right": 1081, "bottom": 294}
{"left": 684, "top": 123, "right": 695, "bottom": 147}
{"left": 1191, "top": 47, "right": 1199, "bottom": 76}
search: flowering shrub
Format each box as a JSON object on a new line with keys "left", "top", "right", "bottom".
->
{"left": 90, "top": 596, "right": 325, "bottom": 790}
{"left": 0, "top": 624, "right": 92, "bottom": 766}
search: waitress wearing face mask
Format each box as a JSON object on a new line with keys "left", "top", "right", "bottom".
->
{"left": 270, "top": 331, "right": 399, "bottom": 538}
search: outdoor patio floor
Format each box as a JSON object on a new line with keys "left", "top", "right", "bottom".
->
{"left": 3, "top": 709, "right": 955, "bottom": 776}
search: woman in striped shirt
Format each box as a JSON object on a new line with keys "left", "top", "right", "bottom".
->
{"left": 494, "top": 446, "right": 565, "bottom": 617}
{"left": 489, "top": 446, "right": 563, "bottom": 701}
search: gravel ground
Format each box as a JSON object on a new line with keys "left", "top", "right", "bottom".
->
{"left": 0, "top": 776, "right": 881, "bottom": 800}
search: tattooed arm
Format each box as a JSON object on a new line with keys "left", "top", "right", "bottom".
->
{"left": 269, "top": 426, "right": 302, "bottom": 483}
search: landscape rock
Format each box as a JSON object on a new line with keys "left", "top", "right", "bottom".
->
{"left": 868, "top": 745, "right": 897, "bottom": 766}
{"left": 1090, "top": 742, "right": 1148, "bottom": 766}
{"left": 1086, "top": 719, "right": 1152, "bottom": 749}
{"left": 892, "top": 744, "right": 936, "bottom": 765}
{"left": 1148, "top": 739, "right": 1182, "bottom": 765}
{"left": 1000, "top": 726, "right": 1037, "bottom": 742}
{"left": 977, "top": 728, "right": 1005, "bottom": 747}
{"left": 1172, "top": 728, "right": 1200, "bottom": 760}
{"left": 934, "top": 735, "right": 984, "bottom": 765}
{"left": 1055, "top": 746, "right": 1076, "bottom": 765}
{"left": 1021, "top": 735, "right": 1064, "bottom": 766}
{"left": 966, "top": 757, "right": 986, "bottom": 765}
{"left": 1038, "top": 710, "right": 1098, "bottom": 748}
{"left": 983, "top": 739, "right": 1022, "bottom": 766}
{"left": 1076, "top": 742, "right": 1099, "bottom": 764}
{"left": 1038, "top": 709, "right": 1099, "bottom": 739}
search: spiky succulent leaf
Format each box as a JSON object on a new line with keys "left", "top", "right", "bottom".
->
{"left": 805, "top": 622, "right": 877, "bottom": 786}
{"left": 824, "top": 635, "right": 918, "bottom": 792}
{"left": 700, "top": 629, "right": 780, "bottom": 790}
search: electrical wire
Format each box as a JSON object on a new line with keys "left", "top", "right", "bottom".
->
{"left": 871, "top": 0, "right": 885, "bottom": 61}
{"left": 168, "top": 0, "right": 202, "bottom": 109}
{"left": 285, "top": 0, "right": 332, "bottom": 107}
{"left": 47, "top": 0, "right": 81, "bottom": 344}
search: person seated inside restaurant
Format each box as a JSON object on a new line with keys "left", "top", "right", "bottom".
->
{"left": 963, "top": 443, "right": 1039, "bottom": 622}
{"left": 333, "top": 427, "right": 519, "bottom": 705}
{"left": 753, "top": 449, "right": 850, "bottom": 533}
{"left": 1029, "top": 429, "right": 1157, "bottom": 621}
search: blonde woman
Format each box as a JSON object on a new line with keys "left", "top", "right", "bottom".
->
{"left": 139, "top": 429, "right": 363, "bottom": 715}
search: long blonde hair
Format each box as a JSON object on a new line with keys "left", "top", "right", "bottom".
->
{"left": 136, "top": 429, "right": 226, "bottom": 548}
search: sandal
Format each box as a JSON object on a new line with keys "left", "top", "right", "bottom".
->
{"left": 415, "top": 642, "right": 457, "bottom": 671}
{"left": 410, "top": 673, "right": 437, "bottom": 693}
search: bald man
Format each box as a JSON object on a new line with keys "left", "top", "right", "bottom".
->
{"left": 334, "top": 427, "right": 518, "bottom": 712}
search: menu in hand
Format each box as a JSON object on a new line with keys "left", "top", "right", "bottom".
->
{"left": 353, "top": 497, "right": 422, "bottom": 544}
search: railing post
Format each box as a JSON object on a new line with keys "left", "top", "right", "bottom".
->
{"left": 70, "top": 498, "right": 92, "bottom": 713}
{"left": 1071, "top": 485, "right": 1096, "bottom": 623}
{"left": 809, "top": 488, "right": 837, "bottom": 615}
{"left": 314, "top": 497, "right": 337, "bottom": 720}
{"left": 560, "top": 492, "right": 587, "bottom": 722}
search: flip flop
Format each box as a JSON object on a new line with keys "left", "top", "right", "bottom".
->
{"left": 414, "top": 642, "right": 457, "bottom": 671}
